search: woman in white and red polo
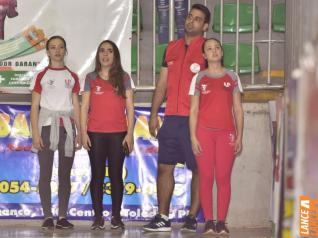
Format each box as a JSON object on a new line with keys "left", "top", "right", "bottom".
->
{"left": 30, "top": 35, "right": 81, "bottom": 230}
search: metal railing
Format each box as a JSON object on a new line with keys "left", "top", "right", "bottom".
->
{"left": 133, "top": 0, "right": 285, "bottom": 92}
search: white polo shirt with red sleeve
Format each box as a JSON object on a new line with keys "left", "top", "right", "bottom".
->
{"left": 189, "top": 69, "right": 243, "bottom": 131}
{"left": 29, "top": 66, "right": 80, "bottom": 126}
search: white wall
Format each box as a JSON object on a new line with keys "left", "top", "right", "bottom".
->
{"left": 225, "top": 103, "right": 273, "bottom": 227}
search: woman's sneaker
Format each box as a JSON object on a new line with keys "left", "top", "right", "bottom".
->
{"left": 216, "top": 221, "right": 229, "bottom": 235}
{"left": 41, "top": 217, "right": 54, "bottom": 230}
{"left": 143, "top": 214, "right": 171, "bottom": 232}
{"left": 203, "top": 220, "right": 216, "bottom": 234}
{"left": 55, "top": 218, "right": 74, "bottom": 229}
{"left": 111, "top": 216, "right": 125, "bottom": 229}
{"left": 91, "top": 216, "right": 105, "bottom": 230}
{"left": 180, "top": 214, "right": 197, "bottom": 232}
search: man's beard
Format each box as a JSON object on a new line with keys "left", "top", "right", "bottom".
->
{"left": 185, "top": 28, "right": 203, "bottom": 37}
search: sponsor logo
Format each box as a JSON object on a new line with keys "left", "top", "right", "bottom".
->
{"left": 48, "top": 79, "right": 55, "bottom": 86}
{"left": 47, "top": 78, "right": 55, "bottom": 89}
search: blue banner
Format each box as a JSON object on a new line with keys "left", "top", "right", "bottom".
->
{"left": 0, "top": 104, "right": 194, "bottom": 221}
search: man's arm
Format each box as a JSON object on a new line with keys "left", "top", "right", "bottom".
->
{"left": 149, "top": 67, "right": 168, "bottom": 137}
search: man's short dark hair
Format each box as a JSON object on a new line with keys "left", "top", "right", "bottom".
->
{"left": 191, "top": 4, "right": 211, "bottom": 25}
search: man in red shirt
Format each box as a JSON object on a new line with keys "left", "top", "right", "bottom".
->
{"left": 143, "top": 3, "right": 211, "bottom": 232}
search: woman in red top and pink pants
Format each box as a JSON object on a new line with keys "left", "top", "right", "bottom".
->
{"left": 189, "top": 38, "right": 244, "bottom": 235}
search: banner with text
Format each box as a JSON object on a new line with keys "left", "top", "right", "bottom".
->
{"left": 0, "top": 0, "right": 132, "bottom": 93}
{"left": 0, "top": 104, "right": 194, "bottom": 221}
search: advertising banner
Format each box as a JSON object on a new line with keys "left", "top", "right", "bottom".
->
{"left": 0, "top": 104, "right": 193, "bottom": 221}
{"left": 0, "top": 0, "right": 132, "bottom": 93}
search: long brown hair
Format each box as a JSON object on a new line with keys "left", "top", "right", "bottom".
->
{"left": 94, "top": 40, "right": 126, "bottom": 98}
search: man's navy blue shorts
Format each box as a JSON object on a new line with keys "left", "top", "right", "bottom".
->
{"left": 157, "top": 115, "right": 197, "bottom": 171}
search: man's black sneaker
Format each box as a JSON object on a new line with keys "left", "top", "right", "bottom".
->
{"left": 180, "top": 214, "right": 197, "bottom": 232}
{"left": 111, "top": 216, "right": 125, "bottom": 229}
{"left": 55, "top": 218, "right": 74, "bottom": 229}
{"left": 41, "top": 217, "right": 54, "bottom": 230}
{"left": 203, "top": 220, "right": 216, "bottom": 234}
{"left": 216, "top": 221, "right": 229, "bottom": 235}
{"left": 91, "top": 216, "right": 105, "bottom": 230}
{"left": 143, "top": 214, "right": 171, "bottom": 232}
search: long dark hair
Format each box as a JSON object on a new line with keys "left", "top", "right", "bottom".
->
{"left": 202, "top": 37, "right": 224, "bottom": 67}
{"left": 94, "top": 40, "right": 126, "bottom": 98}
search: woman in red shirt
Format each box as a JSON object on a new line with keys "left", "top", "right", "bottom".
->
{"left": 189, "top": 38, "right": 244, "bottom": 235}
{"left": 80, "top": 40, "right": 134, "bottom": 230}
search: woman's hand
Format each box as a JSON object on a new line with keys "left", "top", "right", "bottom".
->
{"left": 122, "top": 134, "right": 134, "bottom": 153}
{"left": 234, "top": 138, "right": 242, "bottom": 155}
{"left": 75, "top": 133, "right": 82, "bottom": 150}
{"left": 82, "top": 132, "right": 91, "bottom": 151}
{"left": 32, "top": 133, "right": 43, "bottom": 151}
{"left": 191, "top": 136, "right": 202, "bottom": 156}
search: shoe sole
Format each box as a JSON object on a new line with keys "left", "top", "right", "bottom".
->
{"left": 55, "top": 225, "right": 74, "bottom": 229}
{"left": 217, "top": 231, "right": 229, "bottom": 236}
{"left": 111, "top": 225, "right": 125, "bottom": 229}
{"left": 203, "top": 229, "right": 217, "bottom": 235}
{"left": 143, "top": 227, "right": 172, "bottom": 232}
{"left": 41, "top": 226, "right": 54, "bottom": 231}
{"left": 180, "top": 227, "right": 196, "bottom": 232}
{"left": 91, "top": 226, "right": 105, "bottom": 230}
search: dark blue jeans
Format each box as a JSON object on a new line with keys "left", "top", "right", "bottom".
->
{"left": 156, "top": 0, "right": 188, "bottom": 44}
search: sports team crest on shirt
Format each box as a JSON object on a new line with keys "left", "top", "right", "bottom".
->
{"left": 201, "top": 84, "right": 210, "bottom": 94}
{"left": 65, "top": 78, "right": 72, "bottom": 88}
{"left": 224, "top": 82, "right": 231, "bottom": 88}
{"left": 94, "top": 85, "right": 104, "bottom": 95}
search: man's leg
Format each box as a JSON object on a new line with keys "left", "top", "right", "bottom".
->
{"left": 179, "top": 117, "right": 200, "bottom": 231}
{"left": 143, "top": 117, "right": 177, "bottom": 232}
{"left": 143, "top": 163, "right": 175, "bottom": 232}
{"left": 179, "top": 169, "right": 200, "bottom": 232}
{"left": 188, "top": 169, "right": 200, "bottom": 216}
{"left": 157, "top": 163, "right": 175, "bottom": 215}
